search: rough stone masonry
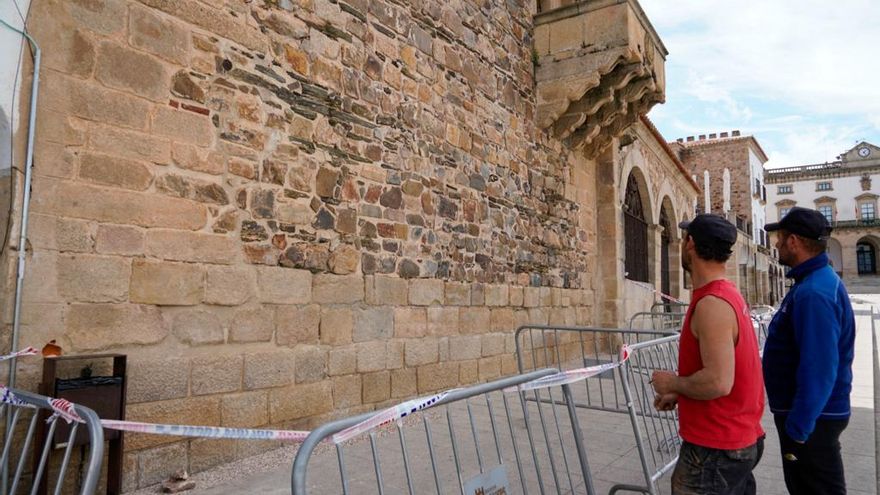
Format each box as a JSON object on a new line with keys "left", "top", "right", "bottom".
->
{"left": 4, "top": 0, "right": 616, "bottom": 489}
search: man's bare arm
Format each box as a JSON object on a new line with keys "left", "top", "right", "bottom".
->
{"left": 651, "top": 296, "right": 737, "bottom": 400}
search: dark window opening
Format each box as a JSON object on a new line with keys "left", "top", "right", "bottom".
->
{"left": 624, "top": 174, "right": 649, "bottom": 282}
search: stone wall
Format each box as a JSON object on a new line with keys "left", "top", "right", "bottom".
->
{"left": 678, "top": 139, "right": 753, "bottom": 219}
{"left": 6, "top": 0, "right": 608, "bottom": 489}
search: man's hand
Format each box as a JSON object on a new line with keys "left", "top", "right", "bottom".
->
{"left": 654, "top": 392, "right": 679, "bottom": 411}
{"left": 651, "top": 370, "right": 678, "bottom": 395}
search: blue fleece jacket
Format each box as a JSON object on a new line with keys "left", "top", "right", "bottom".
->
{"left": 763, "top": 252, "right": 855, "bottom": 442}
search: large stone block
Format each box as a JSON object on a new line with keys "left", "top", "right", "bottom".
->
{"left": 409, "top": 279, "right": 444, "bottom": 306}
{"left": 79, "top": 152, "right": 154, "bottom": 191}
{"left": 192, "top": 354, "right": 243, "bottom": 395}
{"left": 32, "top": 178, "right": 207, "bottom": 230}
{"left": 276, "top": 305, "right": 320, "bottom": 345}
{"left": 362, "top": 371, "right": 390, "bottom": 403}
{"left": 129, "top": 4, "right": 190, "bottom": 65}
{"left": 206, "top": 265, "right": 257, "bottom": 306}
{"left": 21, "top": 250, "right": 60, "bottom": 304}
{"left": 257, "top": 266, "right": 311, "bottom": 304}
{"left": 393, "top": 307, "right": 426, "bottom": 338}
{"left": 41, "top": 71, "right": 151, "bottom": 131}
{"left": 229, "top": 307, "right": 275, "bottom": 343}
{"left": 449, "top": 335, "right": 482, "bottom": 361}
{"left": 427, "top": 307, "right": 459, "bottom": 336}
{"left": 365, "top": 275, "right": 407, "bottom": 305}
{"left": 417, "top": 362, "right": 459, "bottom": 393}
{"left": 137, "top": 0, "right": 267, "bottom": 52}
{"left": 356, "top": 341, "right": 387, "bottom": 372}
{"left": 57, "top": 254, "right": 130, "bottom": 303}
{"left": 479, "top": 357, "right": 502, "bottom": 381}
{"left": 352, "top": 306, "right": 393, "bottom": 342}
{"left": 130, "top": 259, "right": 204, "bottom": 305}
{"left": 151, "top": 105, "right": 213, "bottom": 147}
{"left": 391, "top": 368, "right": 417, "bottom": 398}
{"left": 445, "top": 282, "right": 471, "bottom": 305}
{"left": 481, "top": 334, "right": 506, "bottom": 357}
{"left": 269, "top": 382, "right": 332, "bottom": 423}
{"left": 66, "top": 303, "right": 168, "bottom": 351}
{"left": 127, "top": 358, "right": 189, "bottom": 404}
{"left": 171, "top": 309, "right": 224, "bottom": 345}
{"left": 244, "top": 350, "right": 296, "bottom": 389}
{"left": 320, "top": 307, "right": 353, "bottom": 345}
{"left": 404, "top": 338, "right": 439, "bottom": 366}
{"left": 88, "top": 122, "right": 172, "bottom": 164}
{"left": 189, "top": 438, "right": 238, "bottom": 474}
{"left": 485, "top": 284, "right": 510, "bottom": 306}
{"left": 95, "top": 224, "right": 145, "bottom": 255}
{"left": 127, "top": 396, "right": 221, "bottom": 450}
{"left": 294, "top": 346, "right": 326, "bottom": 383}
{"left": 312, "top": 274, "right": 364, "bottom": 304}
{"left": 221, "top": 391, "right": 269, "bottom": 428}
{"left": 333, "top": 375, "right": 362, "bottom": 409}
{"left": 459, "top": 307, "right": 491, "bottom": 334}
{"left": 490, "top": 308, "right": 517, "bottom": 332}
{"left": 139, "top": 443, "right": 188, "bottom": 487}
{"left": 146, "top": 229, "right": 237, "bottom": 264}
{"left": 95, "top": 41, "right": 169, "bottom": 102}
{"left": 328, "top": 347, "right": 357, "bottom": 376}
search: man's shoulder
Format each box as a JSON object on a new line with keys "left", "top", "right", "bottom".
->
{"left": 795, "top": 266, "right": 840, "bottom": 302}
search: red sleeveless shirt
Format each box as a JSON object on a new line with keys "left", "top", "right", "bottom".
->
{"left": 678, "top": 279, "right": 765, "bottom": 449}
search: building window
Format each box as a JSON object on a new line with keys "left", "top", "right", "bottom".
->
{"left": 860, "top": 202, "right": 876, "bottom": 221}
{"left": 817, "top": 205, "right": 834, "bottom": 223}
{"left": 778, "top": 185, "right": 793, "bottom": 194}
{"left": 816, "top": 181, "right": 832, "bottom": 191}
{"left": 623, "top": 173, "right": 648, "bottom": 283}
{"left": 779, "top": 207, "right": 791, "bottom": 219}
{"left": 858, "top": 243, "right": 876, "bottom": 275}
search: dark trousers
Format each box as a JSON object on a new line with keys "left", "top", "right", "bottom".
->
{"left": 671, "top": 437, "right": 764, "bottom": 495}
{"left": 774, "top": 414, "right": 848, "bottom": 495}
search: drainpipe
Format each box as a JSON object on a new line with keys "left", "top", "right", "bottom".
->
{"left": 1, "top": 18, "right": 41, "bottom": 391}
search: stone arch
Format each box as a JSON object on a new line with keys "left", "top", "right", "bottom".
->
{"left": 619, "top": 147, "right": 656, "bottom": 223}
{"left": 658, "top": 196, "right": 680, "bottom": 300}
{"left": 856, "top": 235, "right": 880, "bottom": 275}
{"left": 826, "top": 237, "right": 843, "bottom": 275}
{"left": 623, "top": 170, "right": 651, "bottom": 282}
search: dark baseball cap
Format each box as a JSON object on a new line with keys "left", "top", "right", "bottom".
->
{"left": 763, "top": 206, "right": 832, "bottom": 240}
{"left": 678, "top": 214, "right": 737, "bottom": 246}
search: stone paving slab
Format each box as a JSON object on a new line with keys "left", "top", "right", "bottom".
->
{"left": 153, "top": 302, "right": 878, "bottom": 495}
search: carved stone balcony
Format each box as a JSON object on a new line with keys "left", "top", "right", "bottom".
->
{"left": 534, "top": 0, "right": 667, "bottom": 158}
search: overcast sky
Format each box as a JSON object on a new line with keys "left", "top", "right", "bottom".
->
{"left": 640, "top": 0, "right": 880, "bottom": 168}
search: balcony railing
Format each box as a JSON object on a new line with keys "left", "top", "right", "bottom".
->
{"left": 833, "top": 218, "right": 880, "bottom": 229}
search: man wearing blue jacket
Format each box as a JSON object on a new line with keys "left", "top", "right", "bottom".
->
{"left": 763, "top": 207, "right": 855, "bottom": 494}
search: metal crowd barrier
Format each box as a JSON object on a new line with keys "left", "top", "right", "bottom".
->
{"left": 750, "top": 305, "right": 775, "bottom": 352}
{"left": 611, "top": 334, "right": 681, "bottom": 495}
{"left": 649, "top": 302, "right": 688, "bottom": 315}
{"left": 1, "top": 389, "right": 104, "bottom": 495}
{"left": 628, "top": 311, "right": 685, "bottom": 333}
{"left": 291, "top": 369, "right": 597, "bottom": 495}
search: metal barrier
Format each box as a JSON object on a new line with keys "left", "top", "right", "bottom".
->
{"left": 611, "top": 334, "right": 681, "bottom": 495}
{"left": 750, "top": 305, "right": 775, "bottom": 352}
{"left": 291, "top": 369, "right": 597, "bottom": 495}
{"left": 628, "top": 311, "right": 685, "bottom": 333}
{"left": 649, "top": 302, "right": 688, "bottom": 314}
{"left": 1, "top": 389, "right": 104, "bottom": 495}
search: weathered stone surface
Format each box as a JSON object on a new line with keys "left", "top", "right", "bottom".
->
{"left": 57, "top": 254, "right": 130, "bottom": 303}
{"left": 449, "top": 335, "right": 482, "bottom": 361}
{"left": 333, "top": 375, "right": 362, "bottom": 409}
{"left": 130, "top": 259, "right": 204, "bottom": 305}
{"left": 481, "top": 334, "right": 506, "bottom": 357}
{"left": 417, "top": 362, "right": 459, "bottom": 393}
{"left": 139, "top": 443, "right": 188, "bottom": 487}
{"left": 485, "top": 284, "right": 510, "bottom": 306}
{"left": 353, "top": 306, "right": 393, "bottom": 342}
{"left": 32, "top": 178, "right": 207, "bottom": 230}
{"left": 192, "top": 354, "right": 243, "bottom": 395}
{"left": 138, "top": 0, "right": 267, "bottom": 51}
{"left": 362, "top": 371, "right": 391, "bottom": 403}
{"left": 312, "top": 274, "right": 364, "bottom": 304}
{"left": 221, "top": 391, "right": 269, "bottom": 428}
{"left": 405, "top": 338, "right": 438, "bottom": 366}
{"left": 146, "top": 229, "right": 237, "bottom": 264}
{"left": 365, "top": 275, "right": 407, "bottom": 305}
{"left": 172, "top": 143, "right": 224, "bottom": 174}
{"left": 172, "top": 309, "right": 224, "bottom": 345}
{"left": 409, "top": 279, "right": 444, "bottom": 306}
{"left": 356, "top": 341, "right": 387, "bottom": 372}
{"left": 88, "top": 123, "right": 171, "bottom": 164}
{"left": 127, "top": 358, "right": 190, "bottom": 403}
{"left": 394, "top": 307, "right": 426, "bottom": 338}
{"left": 320, "top": 307, "right": 353, "bottom": 345}
{"left": 95, "top": 224, "right": 144, "bottom": 255}
{"left": 460, "top": 307, "right": 491, "bottom": 334}
{"left": 156, "top": 174, "right": 229, "bottom": 205}
{"left": 490, "top": 307, "right": 517, "bottom": 332}
{"left": 229, "top": 307, "right": 274, "bottom": 343}
{"left": 244, "top": 350, "right": 296, "bottom": 389}
{"left": 130, "top": 4, "right": 190, "bottom": 65}
{"left": 479, "top": 356, "right": 502, "bottom": 381}
{"left": 151, "top": 106, "right": 213, "bottom": 146}
{"left": 95, "top": 42, "right": 169, "bottom": 102}
{"left": 257, "top": 266, "right": 312, "bottom": 304}
{"left": 328, "top": 347, "right": 357, "bottom": 376}
{"left": 391, "top": 368, "right": 418, "bottom": 398}
{"left": 66, "top": 303, "right": 168, "bottom": 351}
{"left": 294, "top": 345, "right": 326, "bottom": 383}
{"left": 269, "top": 382, "right": 332, "bottom": 423}
{"left": 127, "top": 396, "right": 221, "bottom": 450}
{"left": 190, "top": 438, "right": 239, "bottom": 474}
{"left": 205, "top": 265, "right": 256, "bottom": 305}
{"left": 40, "top": 71, "right": 150, "bottom": 130}
{"left": 427, "top": 307, "right": 459, "bottom": 336}
{"left": 276, "top": 304, "right": 320, "bottom": 346}
{"left": 79, "top": 152, "right": 154, "bottom": 190}
{"left": 445, "top": 282, "right": 471, "bottom": 305}
{"left": 328, "top": 245, "right": 360, "bottom": 274}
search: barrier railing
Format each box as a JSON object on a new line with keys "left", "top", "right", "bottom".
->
{"left": 611, "top": 334, "right": 681, "bottom": 495}
{"left": 628, "top": 311, "right": 685, "bottom": 333}
{"left": 1, "top": 388, "right": 104, "bottom": 495}
{"left": 290, "top": 369, "right": 598, "bottom": 495}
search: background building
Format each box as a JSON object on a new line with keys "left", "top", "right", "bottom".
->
{"left": 670, "top": 131, "right": 783, "bottom": 305}
{"left": 766, "top": 141, "right": 880, "bottom": 284}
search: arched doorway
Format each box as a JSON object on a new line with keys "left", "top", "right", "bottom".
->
{"left": 826, "top": 238, "right": 843, "bottom": 277}
{"left": 624, "top": 172, "right": 648, "bottom": 282}
{"left": 659, "top": 204, "right": 674, "bottom": 310}
{"left": 857, "top": 240, "right": 877, "bottom": 275}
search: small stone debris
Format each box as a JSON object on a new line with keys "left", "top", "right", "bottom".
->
{"left": 161, "top": 470, "right": 196, "bottom": 493}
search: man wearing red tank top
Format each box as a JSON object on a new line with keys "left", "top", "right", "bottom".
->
{"left": 650, "top": 214, "right": 766, "bottom": 495}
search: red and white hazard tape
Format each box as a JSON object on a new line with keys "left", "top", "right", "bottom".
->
{"left": 629, "top": 280, "right": 688, "bottom": 305}
{"left": 503, "top": 345, "right": 631, "bottom": 393}
{"left": 101, "top": 420, "right": 310, "bottom": 442}
{"left": 0, "top": 346, "right": 38, "bottom": 362}
{"left": 332, "top": 391, "right": 450, "bottom": 444}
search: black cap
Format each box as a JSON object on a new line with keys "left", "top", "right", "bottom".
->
{"left": 763, "top": 206, "right": 832, "bottom": 240}
{"left": 679, "top": 214, "right": 738, "bottom": 246}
